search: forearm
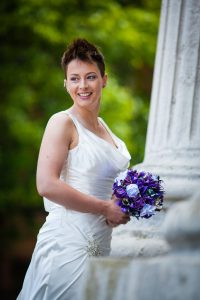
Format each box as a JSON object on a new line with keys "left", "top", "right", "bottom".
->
{"left": 37, "top": 178, "right": 108, "bottom": 215}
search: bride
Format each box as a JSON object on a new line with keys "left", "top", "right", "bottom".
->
{"left": 17, "top": 38, "right": 131, "bottom": 300}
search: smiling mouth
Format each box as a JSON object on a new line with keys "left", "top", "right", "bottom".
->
{"left": 78, "top": 92, "right": 92, "bottom": 97}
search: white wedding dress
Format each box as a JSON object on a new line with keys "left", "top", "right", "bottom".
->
{"left": 17, "top": 110, "right": 131, "bottom": 300}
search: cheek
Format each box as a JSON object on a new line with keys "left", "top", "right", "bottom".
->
{"left": 95, "top": 82, "right": 103, "bottom": 93}
{"left": 68, "top": 85, "right": 76, "bottom": 95}
{"left": 67, "top": 88, "right": 76, "bottom": 101}
{"left": 98, "top": 86, "right": 103, "bottom": 95}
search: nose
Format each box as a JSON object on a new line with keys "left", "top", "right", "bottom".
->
{"left": 79, "top": 79, "right": 88, "bottom": 89}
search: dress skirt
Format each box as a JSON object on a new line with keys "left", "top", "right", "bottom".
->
{"left": 17, "top": 207, "right": 112, "bottom": 300}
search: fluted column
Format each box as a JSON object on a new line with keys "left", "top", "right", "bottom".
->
{"left": 138, "top": 0, "right": 200, "bottom": 200}
{"left": 78, "top": 3, "right": 200, "bottom": 299}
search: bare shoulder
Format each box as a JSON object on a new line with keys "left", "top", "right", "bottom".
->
{"left": 43, "top": 111, "right": 77, "bottom": 149}
{"left": 48, "top": 111, "right": 74, "bottom": 129}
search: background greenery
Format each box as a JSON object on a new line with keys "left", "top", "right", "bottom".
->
{"left": 0, "top": 0, "right": 161, "bottom": 297}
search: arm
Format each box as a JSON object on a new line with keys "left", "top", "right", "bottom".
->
{"left": 36, "top": 112, "right": 129, "bottom": 224}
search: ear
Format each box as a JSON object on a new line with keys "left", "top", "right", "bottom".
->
{"left": 64, "top": 79, "right": 67, "bottom": 88}
{"left": 64, "top": 79, "right": 70, "bottom": 93}
{"left": 102, "top": 74, "right": 108, "bottom": 88}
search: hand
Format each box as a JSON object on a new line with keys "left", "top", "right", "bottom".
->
{"left": 106, "top": 214, "right": 130, "bottom": 227}
{"left": 106, "top": 219, "right": 117, "bottom": 227}
{"left": 104, "top": 196, "right": 130, "bottom": 227}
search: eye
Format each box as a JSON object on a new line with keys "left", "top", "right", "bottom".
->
{"left": 87, "top": 75, "right": 97, "bottom": 80}
{"left": 70, "top": 77, "right": 79, "bottom": 82}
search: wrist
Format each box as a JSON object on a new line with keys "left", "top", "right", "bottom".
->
{"left": 102, "top": 201, "right": 110, "bottom": 218}
{"left": 87, "top": 195, "right": 109, "bottom": 216}
{"left": 100, "top": 201, "right": 109, "bottom": 217}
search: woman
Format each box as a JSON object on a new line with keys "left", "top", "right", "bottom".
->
{"left": 17, "top": 38, "right": 131, "bottom": 300}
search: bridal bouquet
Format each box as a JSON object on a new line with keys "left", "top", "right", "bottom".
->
{"left": 112, "top": 169, "right": 164, "bottom": 219}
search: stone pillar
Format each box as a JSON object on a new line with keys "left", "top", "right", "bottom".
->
{"left": 110, "top": 0, "right": 200, "bottom": 258}
{"left": 79, "top": 2, "right": 200, "bottom": 299}
{"left": 124, "top": 192, "right": 200, "bottom": 300}
{"left": 137, "top": 0, "right": 200, "bottom": 200}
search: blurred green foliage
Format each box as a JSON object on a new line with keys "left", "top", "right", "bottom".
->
{"left": 0, "top": 0, "right": 161, "bottom": 208}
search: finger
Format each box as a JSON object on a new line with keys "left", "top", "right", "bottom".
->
{"left": 122, "top": 216, "right": 130, "bottom": 222}
{"left": 124, "top": 212, "right": 131, "bottom": 217}
{"left": 106, "top": 220, "right": 117, "bottom": 227}
{"left": 120, "top": 218, "right": 130, "bottom": 225}
{"left": 121, "top": 220, "right": 129, "bottom": 224}
{"left": 109, "top": 223, "right": 118, "bottom": 228}
{"left": 111, "top": 194, "right": 117, "bottom": 200}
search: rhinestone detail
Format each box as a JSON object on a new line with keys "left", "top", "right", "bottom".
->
{"left": 86, "top": 237, "right": 101, "bottom": 257}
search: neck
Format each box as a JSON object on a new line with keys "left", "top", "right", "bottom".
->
{"left": 69, "top": 105, "right": 100, "bottom": 130}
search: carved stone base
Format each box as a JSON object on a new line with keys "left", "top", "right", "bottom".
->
{"left": 111, "top": 208, "right": 169, "bottom": 258}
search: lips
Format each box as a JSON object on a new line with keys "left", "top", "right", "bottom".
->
{"left": 78, "top": 92, "right": 93, "bottom": 100}
{"left": 78, "top": 92, "right": 92, "bottom": 97}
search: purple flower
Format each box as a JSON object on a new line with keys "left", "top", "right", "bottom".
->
{"left": 121, "top": 207, "right": 129, "bottom": 213}
{"left": 114, "top": 187, "right": 127, "bottom": 198}
{"left": 126, "top": 184, "right": 140, "bottom": 197}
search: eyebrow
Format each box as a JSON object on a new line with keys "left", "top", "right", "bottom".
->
{"left": 69, "top": 72, "right": 97, "bottom": 76}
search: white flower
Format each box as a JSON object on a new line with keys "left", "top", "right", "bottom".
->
{"left": 152, "top": 174, "right": 159, "bottom": 181}
{"left": 140, "top": 204, "right": 156, "bottom": 217}
{"left": 126, "top": 184, "right": 140, "bottom": 197}
{"left": 115, "top": 170, "right": 128, "bottom": 186}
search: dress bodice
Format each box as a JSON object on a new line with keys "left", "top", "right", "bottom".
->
{"left": 44, "top": 110, "right": 131, "bottom": 212}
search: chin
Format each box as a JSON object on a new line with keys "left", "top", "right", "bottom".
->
{"left": 77, "top": 98, "right": 99, "bottom": 108}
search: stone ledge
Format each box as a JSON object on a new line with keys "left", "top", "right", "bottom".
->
{"left": 111, "top": 235, "right": 169, "bottom": 258}
{"left": 126, "top": 253, "right": 200, "bottom": 300}
{"left": 110, "top": 209, "right": 169, "bottom": 258}
{"left": 79, "top": 253, "right": 200, "bottom": 300}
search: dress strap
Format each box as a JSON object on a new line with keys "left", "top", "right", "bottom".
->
{"left": 98, "top": 117, "right": 117, "bottom": 140}
{"left": 60, "top": 110, "right": 84, "bottom": 141}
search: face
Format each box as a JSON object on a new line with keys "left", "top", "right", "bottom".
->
{"left": 65, "top": 59, "right": 107, "bottom": 111}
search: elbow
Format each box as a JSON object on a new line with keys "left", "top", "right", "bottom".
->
{"left": 37, "top": 187, "right": 46, "bottom": 198}
{"left": 36, "top": 179, "right": 52, "bottom": 198}
{"left": 36, "top": 182, "right": 47, "bottom": 198}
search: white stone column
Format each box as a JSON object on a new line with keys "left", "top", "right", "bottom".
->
{"left": 78, "top": 2, "right": 200, "bottom": 299}
{"left": 137, "top": 0, "right": 200, "bottom": 200}
{"left": 110, "top": 0, "right": 200, "bottom": 258}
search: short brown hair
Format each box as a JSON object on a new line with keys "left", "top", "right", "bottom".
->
{"left": 61, "top": 38, "right": 105, "bottom": 78}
